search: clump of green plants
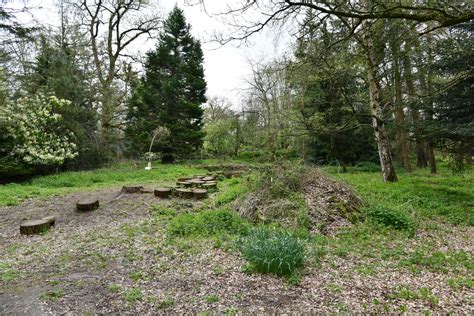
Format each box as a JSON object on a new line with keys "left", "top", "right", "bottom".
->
{"left": 40, "top": 289, "right": 65, "bottom": 301}
{"left": 238, "top": 226, "right": 305, "bottom": 277}
{"left": 123, "top": 288, "right": 143, "bottom": 303}
{"left": 205, "top": 294, "right": 219, "bottom": 303}
{"left": 167, "top": 209, "right": 250, "bottom": 237}
{"left": 367, "top": 205, "right": 416, "bottom": 234}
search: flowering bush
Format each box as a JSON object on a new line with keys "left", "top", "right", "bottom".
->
{"left": 2, "top": 94, "right": 78, "bottom": 165}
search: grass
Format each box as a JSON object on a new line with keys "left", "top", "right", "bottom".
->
{"left": 327, "top": 166, "right": 473, "bottom": 226}
{"left": 167, "top": 209, "right": 250, "bottom": 237}
{"left": 0, "top": 161, "right": 207, "bottom": 206}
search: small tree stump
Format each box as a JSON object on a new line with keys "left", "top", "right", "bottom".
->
{"left": 121, "top": 186, "right": 144, "bottom": 194}
{"left": 188, "top": 180, "right": 205, "bottom": 187}
{"left": 77, "top": 198, "right": 100, "bottom": 212}
{"left": 202, "top": 182, "right": 217, "bottom": 190}
{"left": 192, "top": 189, "right": 208, "bottom": 200}
{"left": 20, "top": 217, "right": 55, "bottom": 235}
{"left": 184, "top": 182, "right": 194, "bottom": 188}
{"left": 154, "top": 188, "right": 172, "bottom": 198}
{"left": 175, "top": 188, "right": 193, "bottom": 198}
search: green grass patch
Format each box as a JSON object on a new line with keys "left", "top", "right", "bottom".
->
{"left": 40, "top": 289, "right": 65, "bottom": 301}
{"left": 214, "top": 177, "right": 250, "bottom": 206}
{"left": 167, "top": 209, "right": 250, "bottom": 237}
{"left": 327, "top": 167, "right": 473, "bottom": 226}
{"left": 0, "top": 161, "right": 206, "bottom": 206}
{"left": 123, "top": 288, "right": 143, "bottom": 303}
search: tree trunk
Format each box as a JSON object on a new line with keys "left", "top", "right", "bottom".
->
{"left": 390, "top": 32, "right": 411, "bottom": 172}
{"left": 403, "top": 43, "right": 428, "bottom": 168}
{"left": 364, "top": 27, "right": 398, "bottom": 182}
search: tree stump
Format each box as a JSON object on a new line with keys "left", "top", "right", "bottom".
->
{"left": 188, "top": 180, "right": 205, "bottom": 187}
{"left": 192, "top": 189, "right": 208, "bottom": 200}
{"left": 77, "top": 198, "right": 100, "bottom": 212}
{"left": 202, "top": 182, "right": 217, "bottom": 190}
{"left": 175, "top": 188, "right": 193, "bottom": 198}
{"left": 121, "top": 186, "right": 144, "bottom": 193}
{"left": 154, "top": 188, "right": 172, "bottom": 198}
{"left": 184, "top": 182, "right": 194, "bottom": 188}
{"left": 20, "top": 217, "right": 56, "bottom": 235}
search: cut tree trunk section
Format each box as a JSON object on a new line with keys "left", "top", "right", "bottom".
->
{"left": 175, "top": 188, "right": 193, "bottom": 198}
{"left": 154, "top": 188, "right": 172, "bottom": 198}
{"left": 76, "top": 198, "right": 100, "bottom": 212}
{"left": 121, "top": 186, "right": 144, "bottom": 194}
{"left": 20, "top": 217, "right": 56, "bottom": 235}
{"left": 202, "top": 182, "right": 217, "bottom": 190}
{"left": 192, "top": 189, "right": 208, "bottom": 200}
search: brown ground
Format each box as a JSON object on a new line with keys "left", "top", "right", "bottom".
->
{"left": 0, "top": 186, "right": 473, "bottom": 314}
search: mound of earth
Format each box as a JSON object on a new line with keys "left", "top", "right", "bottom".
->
{"left": 235, "top": 167, "right": 363, "bottom": 235}
{"left": 302, "top": 169, "right": 363, "bottom": 235}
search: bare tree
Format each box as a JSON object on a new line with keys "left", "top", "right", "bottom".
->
{"left": 74, "top": 0, "right": 161, "bottom": 149}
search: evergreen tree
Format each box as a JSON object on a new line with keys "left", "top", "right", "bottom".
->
{"left": 126, "top": 7, "right": 206, "bottom": 162}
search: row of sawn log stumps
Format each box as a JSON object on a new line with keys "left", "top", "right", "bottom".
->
{"left": 19, "top": 174, "right": 224, "bottom": 236}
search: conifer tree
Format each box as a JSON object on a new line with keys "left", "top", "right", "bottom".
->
{"left": 126, "top": 7, "right": 206, "bottom": 162}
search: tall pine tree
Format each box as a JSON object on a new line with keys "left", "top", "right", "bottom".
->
{"left": 126, "top": 7, "right": 206, "bottom": 162}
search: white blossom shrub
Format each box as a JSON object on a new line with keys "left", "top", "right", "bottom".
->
{"left": 3, "top": 94, "right": 78, "bottom": 165}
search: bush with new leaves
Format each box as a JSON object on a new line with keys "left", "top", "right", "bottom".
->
{"left": 2, "top": 94, "right": 78, "bottom": 165}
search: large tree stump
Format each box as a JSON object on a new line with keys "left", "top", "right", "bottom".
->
{"left": 20, "top": 217, "right": 56, "bottom": 235}
{"left": 175, "top": 188, "right": 193, "bottom": 198}
{"left": 192, "top": 189, "right": 208, "bottom": 200}
{"left": 121, "top": 186, "right": 144, "bottom": 194}
{"left": 77, "top": 198, "right": 100, "bottom": 212}
{"left": 154, "top": 188, "right": 172, "bottom": 198}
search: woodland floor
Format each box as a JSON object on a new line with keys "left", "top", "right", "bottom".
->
{"left": 0, "top": 164, "right": 473, "bottom": 314}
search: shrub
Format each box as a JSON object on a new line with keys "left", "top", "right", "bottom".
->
{"left": 367, "top": 205, "right": 416, "bottom": 234}
{"left": 238, "top": 227, "right": 305, "bottom": 276}
{"left": 167, "top": 209, "right": 250, "bottom": 237}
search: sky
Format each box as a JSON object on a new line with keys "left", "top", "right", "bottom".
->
{"left": 6, "top": 0, "right": 295, "bottom": 109}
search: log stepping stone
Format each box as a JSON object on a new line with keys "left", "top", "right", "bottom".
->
{"left": 202, "top": 176, "right": 215, "bottom": 181}
{"left": 188, "top": 180, "right": 206, "bottom": 187}
{"left": 202, "top": 182, "right": 217, "bottom": 189}
{"left": 175, "top": 188, "right": 193, "bottom": 198}
{"left": 121, "top": 186, "right": 145, "bottom": 193}
{"left": 178, "top": 177, "right": 192, "bottom": 182}
{"left": 154, "top": 188, "right": 172, "bottom": 198}
{"left": 77, "top": 198, "right": 100, "bottom": 212}
{"left": 20, "top": 216, "right": 56, "bottom": 235}
{"left": 193, "top": 175, "right": 205, "bottom": 179}
{"left": 192, "top": 189, "right": 208, "bottom": 200}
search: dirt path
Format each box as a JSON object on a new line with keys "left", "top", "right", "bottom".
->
{"left": 1, "top": 187, "right": 473, "bottom": 314}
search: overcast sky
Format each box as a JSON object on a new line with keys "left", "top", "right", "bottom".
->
{"left": 6, "top": 0, "right": 294, "bottom": 109}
